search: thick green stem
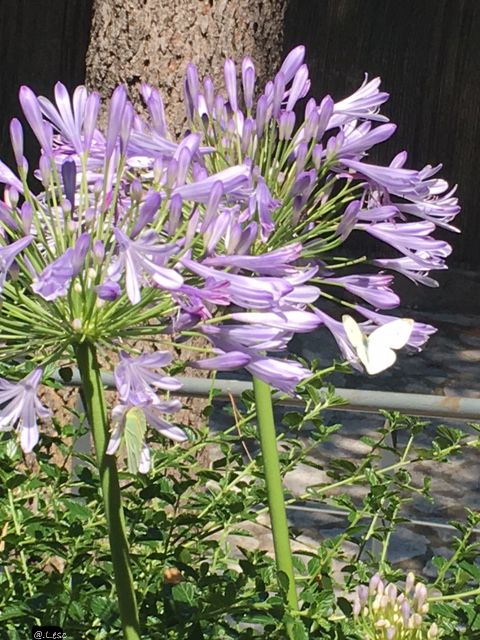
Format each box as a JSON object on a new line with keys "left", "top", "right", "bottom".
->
{"left": 253, "top": 377, "right": 299, "bottom": 614}
{"left": 74, "top": 341, "right": 141, "bottom": 640}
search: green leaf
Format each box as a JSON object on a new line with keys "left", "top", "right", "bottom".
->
{"left": 172, "top": 582, "right": 196, "bottom": 605}
{"left": 337, "top": 596, "right": 353, "bottom": 617}
{"left": 124, "top": 407, "right": 147, "bottom": 474}
{"left": 277, "top": 570, "right": 290, "bottom": 593}
{"left": 62, "top": 498, "right": 92, "bottom": 521}
{"left": 6, "top": 474, "right": 28, "bottom": 489}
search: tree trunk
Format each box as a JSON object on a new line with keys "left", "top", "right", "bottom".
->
{"left": 86, "top": 0, "right": 286, "bottom": 131}
{"left": 85, "top": 0, "right": 287, "bottom": 429}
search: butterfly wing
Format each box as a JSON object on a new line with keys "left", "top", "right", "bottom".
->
{"left": 342, "top": 315, "right": 370, "bottom": 369}
{"left": 369, "top": 319, "right": 414, "bottom": 350}
{"left": 125, "top": 407, "right": 147, "bottom": 474}
{"left": 365, "top": 319, "right": 414, "bottom": 375}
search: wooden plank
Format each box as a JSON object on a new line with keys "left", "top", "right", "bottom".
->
{"left": 285, "top": 0, "right": 480, "bottom": 267}
{"left": 0, "top": 0, "right": 93, "bottom": 169}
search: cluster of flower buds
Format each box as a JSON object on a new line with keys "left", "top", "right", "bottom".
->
{"left": 352, "top": 572, "right": 439, "bottom": 639}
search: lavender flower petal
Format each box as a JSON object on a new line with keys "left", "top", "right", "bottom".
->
{"left": 0, "top": 368, "right": 51, "bottom": 453}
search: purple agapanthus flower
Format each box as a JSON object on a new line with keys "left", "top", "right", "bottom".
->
{"left": 107, "top": 399, "right": 186, "bottom": 473}
{"left": 231, "top": 310, "right": 322, "bottom": 333}
{"left": 172, "top": 165, "right": 251, "bottom": 203}
{"left": 195, "top": 323, "right": 311, "bottom": 394}
{"left": 114, "top": 351, "right": 182, "bottom": 405}
{"left": 323, "top": 274, "right": 400, "bottom": 309}
{"left": 38, "top": 82, "right": 89, "bottom": 155}
{"left": 202, "top": 243, "right": 302, "bottom": 276}
{"left": 32, "top": 233, "right": 90, "bottom": 301}
{"left": 19, "top": 85, "right": 53, "bottom": 157}
{"left": 372, "top": 255, "right": 445, "bottom": 287}
{"left": 96, "top": 280, "right": 122, "bottom": 301}
{"left": 354, "top": 304, "right": 437, "bottom": 351}
{"left": 182, "top": 257, "right": 293, "bottom": 309}
{"left": 328, "top": 75, "right": 390, "bottom": 127}
{"left": 358, "top": 221, "right": 452, "bottom": 264}
{"left": 0, "top": 235, "right": 32, "bottom": 292}
{"left": 313, "top": 309, "right": 362, "bottom": 370}
{"left": 0, "top": 368, "right": 51, "bottom": 453}
{"left": 0, "top": 159, "right": 24, "bottom": 192}
{"left": 108, "top": 228, "right": 183, "bottom": 304}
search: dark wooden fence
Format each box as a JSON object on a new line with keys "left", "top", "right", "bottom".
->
{"left": 0, "top": 0, "right": 92, "bottom": 170}
{"left": 285, "top": 0, "right": 480, "bottom": 268}
{"left": 0, "top": 0, "right": 478, "bottom": 267}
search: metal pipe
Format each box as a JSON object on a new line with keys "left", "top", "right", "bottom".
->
{"left": 55, "top": 369, "right": 480, "bottom": 421}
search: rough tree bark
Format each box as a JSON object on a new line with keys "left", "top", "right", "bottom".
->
{"left": 86, "top": 0, "right": 286, "bottom": 131}
{"left": 85, "top": 0, "right": 287, "bottom": 428}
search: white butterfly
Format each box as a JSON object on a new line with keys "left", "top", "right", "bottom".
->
{"left": 342, "top": 314, "right": 414, "bottom": 375}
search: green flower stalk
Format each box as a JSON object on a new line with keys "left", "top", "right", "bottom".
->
{"left": 75, "top": 341, "right": 140, "bottom": 640}
{"left": 253, "top": 376, "right": 298, "bottom": 614}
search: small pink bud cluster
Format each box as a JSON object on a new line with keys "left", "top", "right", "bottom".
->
{"left": 351, "top": 572, "right": 440, "bottom": 639}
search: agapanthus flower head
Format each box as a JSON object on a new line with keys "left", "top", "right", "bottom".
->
{"left": 0, "top": 46, "right": 460, "bottom": 464}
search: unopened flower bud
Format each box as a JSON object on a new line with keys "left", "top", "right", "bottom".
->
{"left": 96, "top": 280, "right": 121, "bottom": 301}
{"left": 10, "top": 118, "right": 24, "bottom": 167}
{"left": 93, "top": 240, "right": 105, "bottom": 264}
{"left": 71, "top": 318, "right": 82, "bottom": 331}
{"left": 401, "top": 600, "right": 411, "bottom": 625}
{"left": 166, "top": 158, "right": 178, "bottom": 189}
{"left": 9, "top": 261, "right": 19, "bottom": 282}
{"left": 241, "top": 118, "right": 254, "bottom": 154}
{"left": 272, "top": 71, "right": 285, "bottom": 119}
{"left": 74, "top": 282, "right": 82, "bottom": 294}
{"left": 352, "top": 596, "right": 361, "bottom": 617}
{"left": 408, "top": 613, "right": 422, "bottom": 629}
{"left": 405, "top": 572, "right": 415, "bottom": 595}
{"left": 20, "top": 202, "right": 33, "bottom": 235}
{"left": 386, "top": 628, "right": 396, "bottom": 640}
{"left": 312, "top": 143, "right": 323, "bottom": 170}
{"left": 279, "top": 110, "right": 295, "bottom": 141}
{"left": 130, "top": 178, "right": 142, "bottom": 202}
{"left": 224, "top": 58, "right": 237, "bottom": 112}
{"left": 6, "top": 187, "right": 19, "bottom": 209}
{"left": 256, "top": 94, "right": 268, "bottom": 139}
{"left": 295, "top": 142, "right": 308, "bottom": 173}
{"left": 304, "top": 106, "right": 320, "bottom": 142}
{"left": 375, "top": 619, "right": 388, "bottom": 628}
{"left": 386, "top": 583, "right": 397, "bottom": 602}
{"left": 357, "top": 585, "right": 369, "bottom": 606}
{"left": 203, "top": 76, "right": 215, "bottom": 114}
{"left": 214, "top": 94, "right": 225, "bottom": 122}
{"left": 93, "top": 179, "right": 103, "bottom": 198}
{"left": 414, "top": 583, "right": 427, "bottom": 608}
{"left": 242, "top": 58, "right": 255, "bottom": 111}
{"left": 428, "top": 622, "right": 439, "bottom": 638}
{"left": 62, "top": 199, "right": 72, "bottom": 215}
{"left": 153, "top": 156, "right": 164, "bottom": 184}
{"left": 87, "top": 268, "right": 96, "bottom": 280}
{"left": 39, "top": 155, "right": 51, "bottom": 187}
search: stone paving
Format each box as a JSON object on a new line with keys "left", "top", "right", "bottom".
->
{"left": 214, "top": 270, "right": 480, "bottom": 580}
